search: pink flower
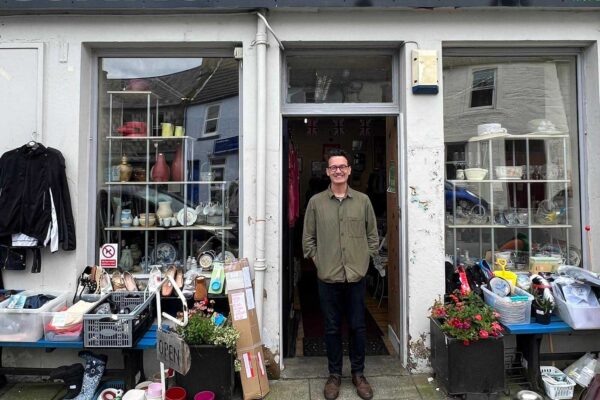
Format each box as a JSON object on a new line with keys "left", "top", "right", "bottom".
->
{"left": 479, "top": 330, "right": 489, "bottom": 339}
{"left": 493, "top": 311, "right": 501, "bottom": 319}
{"left": 475, "top": 314, "right": 482, "bottom": 321}
{"left": 463, "top": 340, "right": 470, "bottom": 346}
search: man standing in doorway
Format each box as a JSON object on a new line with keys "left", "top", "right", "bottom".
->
{"left": 303, "top": 149, "right": 379, "bottom": 400}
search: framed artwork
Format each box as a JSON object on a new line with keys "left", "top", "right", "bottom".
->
{"left": 311, "top": 161, "right": 324, "bottom": 177}
{"left": 322, "top": 143, "right": 341, "bottom": 161}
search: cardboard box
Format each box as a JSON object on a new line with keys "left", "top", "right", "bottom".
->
{"left": 237, "top": 343, "right": 270, "bottom": 400}
{"left": 226, "top": 259, "right": 270, "bottom": 399}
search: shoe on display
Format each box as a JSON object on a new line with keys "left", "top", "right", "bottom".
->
{"left": 49, "top": 363, "right": 84, "bottom": 400}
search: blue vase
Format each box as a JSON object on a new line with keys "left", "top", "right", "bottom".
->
{"left": 120, "top": 209, "right": 133, "bottom": 228}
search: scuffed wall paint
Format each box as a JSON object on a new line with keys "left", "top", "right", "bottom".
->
{"left": 407, "top": 332, "right": 430, "bottom": 372}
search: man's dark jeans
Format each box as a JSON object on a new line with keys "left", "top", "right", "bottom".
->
{"left": 317, "top": 277, "right": 366, "bottom": 376}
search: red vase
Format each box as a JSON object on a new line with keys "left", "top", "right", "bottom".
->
{"left": 171, "top": 145, "right": 184, "bottom": 182}
{"left": 151, "top": 153, "right": 170, "bottom": 182}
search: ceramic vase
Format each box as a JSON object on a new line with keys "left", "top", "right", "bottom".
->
{"left": 120, "top": 247, "right": 134, "bottom": 272}
{"left": 171, "top": 144, "right": 184, "bottom": 182}
{"left": 120, "top": 209, "right": 133, "bottom": 227}
{"left": 157, "top": 201, "right": 174, "bottom": 220}
{"left": 118, "top": 156, "right": 133, "bottom": 182}
{"left": 151, "top": 153, "right": 170, "bottom": 182}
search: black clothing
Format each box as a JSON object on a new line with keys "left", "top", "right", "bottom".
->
{"left": 0, "top": 143, "right": 76, "bottom": 251}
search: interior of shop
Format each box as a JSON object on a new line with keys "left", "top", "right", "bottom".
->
{"left": 282, "top": 116, "right": 396, "bottom": 358}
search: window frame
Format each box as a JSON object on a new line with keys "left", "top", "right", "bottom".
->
{"left": 469, "top": 67, "right": 497, "bottom": 109}
{"left": 202, "top": 102, "right": 222, "bottom": 138}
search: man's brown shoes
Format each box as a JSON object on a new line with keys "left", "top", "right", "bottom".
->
{"left": 352, "top": 373, "right": 374, "bottom": 400}
{"left": 324, "top": 374, "right": 341, "bottom": 400}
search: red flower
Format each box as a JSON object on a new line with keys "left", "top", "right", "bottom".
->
{"left": 475, "top": 314, "right": 482, "bottom": 321}
{"left": 479, "top": 330, "right": 489, "bottom": 339}
{"left": 463, "top": 340, "right": 470, "bottom": 346}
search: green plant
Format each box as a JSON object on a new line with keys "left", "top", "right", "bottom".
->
{"left": 533, "top": 295, "right": 554, "bottom": 314}
{"left": 429, "top": 291, "right": 503, "bottom": 346}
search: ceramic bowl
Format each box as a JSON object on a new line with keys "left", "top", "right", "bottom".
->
{"left": 464, "top": 168, "right": 488, "bottom": 180}
{"left": 139, "top": 213, "right": 156, "bottom": 227}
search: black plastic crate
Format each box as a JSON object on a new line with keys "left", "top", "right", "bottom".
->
{"left": 84, "top": 291, "right": 155, "bottom": 348}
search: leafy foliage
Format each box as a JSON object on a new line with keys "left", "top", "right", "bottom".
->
{"left": 430, "top": 291, "right": 503, "bottom": 346}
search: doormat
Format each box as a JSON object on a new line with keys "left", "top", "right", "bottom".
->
{"left": 302, "top": 336, "right": 389, "bottom": 357}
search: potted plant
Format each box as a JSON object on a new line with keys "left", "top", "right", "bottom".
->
{"left": 429, "top": 291, "right": 505, "bottom": 397}
{"left": 532, "top": 295, "right": 554, "bottom": 325}
{"left": 174, "top": 299, "right": 240, "bottom": 400}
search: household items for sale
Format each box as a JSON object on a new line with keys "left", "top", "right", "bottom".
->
{"left": 489, "top": 276, "right": 511, "bottom": 297}
{"left": 165, "top": 387, "right": 187, "bottom": 400}
{"left": 540, "top": 366, "right": 575, "bottom": 400}
{"left": 525, "top": 119, "right": 563, "bottom": 135}
{"left": 495, "top": 165, "right": 523, "bottom": 180}
{"left": 0, "top": 245, "right": 27, "bottom": 270}
{"left": 117, "top": 156, "right": 133, "bottom": 182}
{"left": 161, "top": 122, "right": 174, "bottom": 137}
{"left": 6, "top": 293, "right": 56, "bottom": 309}
{"left": 0, "top": 143, "right": 76, "bottom": 252}
{"left": 161, "top": 265, "right": 184, "bottom": 297}
{"left": 552, "top": 279, "right": 600, "bottom": 329}
{"left": 493, "top": 258, "right": 517, "bottom": 287}
{"left": 515, "top": 390, "right": 543, "bottom": 400}
{"left": 177, "top": 207, "right": 197, "bottom": 226}
{"left": 535, "top": 199, "right": 565, "bottom": 225}
{"left": 156, "top": 242, "right": 177, "bottom": 265}
{"left": 564, "top": 352, "right": 597, "bottom": 387}
{"left": 147, "top": 382, "right": 163, "bottom": 399}
{"left": 117, "top": 121, "right": 147, "bottom": 137}
{"left": 464, "top": 167, "right": 488, "bottom": 180}
{"left": 49, "top": 363, "right": 84, "bottom": 400}
{"left": 208, "top": 262, "right": 225, "bottom": 294}
{"left": 119, "top": 209, "right": 133, "bottom": 228}
{"left": 138, "top": 213, "right": 156, "bottom": 227}
{"left": 482, "top": 285, "right": 534, "bottom": 325}
{"left": 151, "top": 153, "right": 170, "bottom": 182}
{"left": 477, "top": 123, "right": 509, "bottom": 138}
{"left": 530, "top": 256, "right": 562, "bottom": 273}
{"left": 557, "top": 265, "right": 600, "bottom": 287}
{"left": 123, "top": 390, "right": 146, "bottom": 400}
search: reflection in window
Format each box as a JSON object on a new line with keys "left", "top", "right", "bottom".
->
{"left": 96, "top": 57, "right": 240, "bottom": 272}
{"left": 443, "top": 55, "right": 582, "bottom": 269}
{"left": 470, "top": 68, "right": 496, "bottom": 108}
{"left": 203, "top": 104, "right": 221, "bottom": 136}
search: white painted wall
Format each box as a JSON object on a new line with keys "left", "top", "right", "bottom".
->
{"left": 0, "top": 8, "right": 598, "bottom": 373}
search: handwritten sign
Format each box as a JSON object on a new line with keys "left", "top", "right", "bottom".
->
{"left": 157, "top": 329, "right": 191, "bottom": 375}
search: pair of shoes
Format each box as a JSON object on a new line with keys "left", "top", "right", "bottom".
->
{"left": 111, "top": 271, "right": 138, "bottom": 292}
{"left": 323, "top": 374, "right": 342, "bottom": 400}
{"left": 162, "top": 266, "right": 184, "bottom": 297}
{"left": 352, "top": 373, "right": 374, "bottom": 400}
{"left": 194, "top": 276, "right": 208, "bottom": 301}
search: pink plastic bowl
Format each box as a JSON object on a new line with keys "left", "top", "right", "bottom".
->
{"left": 147, "top": 383, "right": 162, "bottom": 398}
{"left": 165, "top": 387, "right": 187, "bottom": 400}
{"left": 194, "top": 391, "right": 216, "bottom": 400}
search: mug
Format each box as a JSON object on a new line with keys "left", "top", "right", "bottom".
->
{"left": 174, "top": 126, "right": 185, "bottom": 136}
{"left": 456, "top": 169, "right": 465, "bottom": 180}
{"left": 161, "top": 123, "right": 174, "bottom": 137}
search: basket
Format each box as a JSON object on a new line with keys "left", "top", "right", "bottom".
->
{"left": 481, "top": 285, "right": 533, "bottom": 325}
{"left": 83, "top": 291, "right": 155, "bottom": 348}
{"left": 541, "top": 366, "right": 575, "bottom": 400}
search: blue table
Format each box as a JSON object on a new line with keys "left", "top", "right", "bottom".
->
{"left": 503, "top": 317, "right": 573, "bottom": 391}
{"left": 0, "top": 325, "right": 158, "bottom": 389}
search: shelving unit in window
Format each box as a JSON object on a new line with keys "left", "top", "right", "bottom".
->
{"left": 446, "top": 133, "right": 573, "bottom": 268}
{"left": 102, "top": 90, "right": 234, "bottom": 275}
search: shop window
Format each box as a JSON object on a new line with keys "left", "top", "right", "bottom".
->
{"left": 470, "top": 68, "right": 496, "bottom": 108}
{"left": 95, "top": 57, "right": 240, "bottom": 273}
{"left": 286, "top": 53, "right": 393, "bottom": 103}
{"left": 443, "top": 55, "right": 582, "bottom": 270}
{"left": 203, "top": 104, "right": 221, "bottom": 137}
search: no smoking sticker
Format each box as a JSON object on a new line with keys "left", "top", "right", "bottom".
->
{"left": 100, "top": 243, "right": 118, "bottom": 268}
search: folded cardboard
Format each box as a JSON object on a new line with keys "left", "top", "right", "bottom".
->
{"left": 226, "top": 259, "right": 269, "bottom": 399}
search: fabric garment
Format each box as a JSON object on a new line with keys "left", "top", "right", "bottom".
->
{"left": 318, "top": 278, "right": 367, "bottom": 375}
{"left": 303, "top": 186, "right": 379, "bottom": 283}
{"left": 73, "top": 351, "right": 107, "bottom": 400}
{"left": 0, "top": 143, "right": 76, "bottom": 251}
{"left": 288, "top": 143, "right": 300, "bottom": 227}
{"left": 24, "top": 294, "right": 56, "bottom": 309}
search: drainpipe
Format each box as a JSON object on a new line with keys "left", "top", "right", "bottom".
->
{"left": 253, "top": 10, "right": 268, "bottom": 330}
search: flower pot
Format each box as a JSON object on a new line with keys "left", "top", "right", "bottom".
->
{"left": 430, "top": 318, "right": 505, "bottom": 396}
{"left": 175, "top": 345, "right": 235, "bottom": 400}
{"left": 535, "top": 310, "right": 551, "bottom": 325}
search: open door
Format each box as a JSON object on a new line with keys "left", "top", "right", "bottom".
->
{"left": 385, "top": 116, "right": 401, "bottom": 346}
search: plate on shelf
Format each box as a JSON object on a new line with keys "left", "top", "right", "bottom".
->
{"left": 177, "top": 208, "right": 197, "bottom": 226}
{"left": 155, "top": 242, "right": 177, "bottom": 265}
{"left": 216, "top": 251, "right": 236, "bottom": 264}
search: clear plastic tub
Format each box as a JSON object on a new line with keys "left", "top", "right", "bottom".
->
{"left": 481, "top": 285, "right": 533, "bottom": 325}
{"left": 0, "top": 290, "right": 68, "bottom": 342}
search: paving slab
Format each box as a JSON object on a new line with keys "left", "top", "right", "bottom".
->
{"left": 309, "top": 375, "right": 419, "bottom": 400}
{"left": 265, "top": 378, "right": 311, "bottom": 400}
{"left": 281, "top": 356, "right": 406, "bottom": 379}
{"left": 412, "top": 374, "right": 446, "bottom": 400}
{"left": 0, "top": 382, "right": 64, "bottom": 400}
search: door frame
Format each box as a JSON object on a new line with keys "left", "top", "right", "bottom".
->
{"left": 280, "top": 113, "right": 409, "bottom": 365}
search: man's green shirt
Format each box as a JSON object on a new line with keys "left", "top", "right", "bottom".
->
{"left": 302, "top": 186, "right": 379, "bottom": 283}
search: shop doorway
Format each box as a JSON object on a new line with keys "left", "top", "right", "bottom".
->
{"left": 282, "top": 116, "right": 402, "bottom": 359}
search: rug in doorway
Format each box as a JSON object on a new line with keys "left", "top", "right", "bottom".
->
{"left": 302, "top": 336, "right": 390, "bottom": 357}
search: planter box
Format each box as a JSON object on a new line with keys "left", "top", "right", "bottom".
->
{"left": 175, "top": 345, "right": 235, "bottom": 400}
{"left": 430, "top": 318, "right": 505, "bottom": 397}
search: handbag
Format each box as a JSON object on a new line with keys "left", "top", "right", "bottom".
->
{"left": 0, "top": 245, "right": 27, "bottom": 271}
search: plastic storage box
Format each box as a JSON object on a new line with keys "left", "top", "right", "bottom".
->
{"left": 0, "top": 290, "right": 68, "bottom": 342}
{"left": 481, "top": 285, "right": 533, "bottom": 325}
{"left": 84, "top": 291, "right": 155, "bottom": 348}
{"left": 530, "top": 256, "right": 562, "bottom": 273}
{"left": 541, "top": 366, "right": 575, "bottom": 400}
{"left": 552, "top": 282, "right": 600, "bottom": 329}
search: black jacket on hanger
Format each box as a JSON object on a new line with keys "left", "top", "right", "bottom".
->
{"left": 0, "top": 143, "right": 76, "bottom": 251}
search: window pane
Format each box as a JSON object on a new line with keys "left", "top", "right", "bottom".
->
{"left": 443, "top": 56, "right": 582, "bottom": 269}
{"left": 287, "top": 55, "right": 393, "bottom": 103}
{"left": 96, "top": 57, "right": 240, "bottom": 272}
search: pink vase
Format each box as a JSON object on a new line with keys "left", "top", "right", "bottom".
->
{"left": 171, "top": 144, "right": 184, "bottom": 182}
{"left": 151, "top": 153, "right": 170, "bottom": 182}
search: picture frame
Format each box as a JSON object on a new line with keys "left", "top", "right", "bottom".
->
{"left": 311, "top": 161, "right": 323, "bottom": 177}
{"left": 322, "top": 143, "right": 341, "bottom": 161}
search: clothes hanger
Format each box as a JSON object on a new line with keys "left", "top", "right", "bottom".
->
{"left": 26, "top": 132, "right": 39, "bottom": 150}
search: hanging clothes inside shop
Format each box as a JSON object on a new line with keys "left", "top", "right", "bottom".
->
{"left": 288, "top": 140, "right": 300, "bottom": 227}
{"left": 0, "top": 142, "right": 76, "bottom": 272}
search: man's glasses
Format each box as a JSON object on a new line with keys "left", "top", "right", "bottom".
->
{"left": 327, "top": 165, "right": 349, "bottom": 172}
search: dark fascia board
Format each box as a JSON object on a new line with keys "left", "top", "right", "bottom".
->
{"left": 1, "top": 0, "right": 600, "bottom": 13}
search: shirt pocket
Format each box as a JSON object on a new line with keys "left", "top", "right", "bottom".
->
{"left": 347, "top": 217, "right": 365, "bottom": 238}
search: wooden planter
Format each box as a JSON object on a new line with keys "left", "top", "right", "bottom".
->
{"left": 175, "top": 345, "right": 235, "bottom": 400}
{"left": 430, "top": 318, "right": 505, "bottom": 397}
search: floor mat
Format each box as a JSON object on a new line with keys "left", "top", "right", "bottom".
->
{"left": 299, "top": 268, "right": 389, "bottom": 357}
